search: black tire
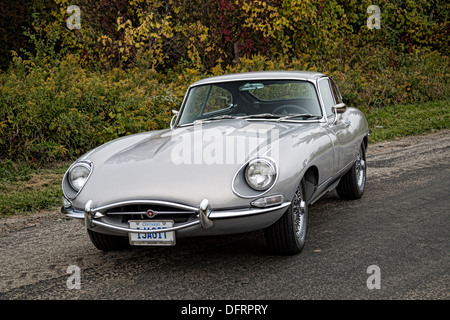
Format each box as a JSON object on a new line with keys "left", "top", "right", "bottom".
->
{"left": 264, "top": 179, "right": 308, "bottom": 255}
{"left": 87, "top": 230, "right": 129, "bottom": 251}
{"left": 336, "top": 143, "right": 366, "bottom": 200}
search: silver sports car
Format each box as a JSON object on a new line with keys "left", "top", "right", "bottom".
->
{"left": 62, "top": 71, "right": 370, "bottom": 255}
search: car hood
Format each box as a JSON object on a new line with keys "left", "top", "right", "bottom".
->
{"left": 76, "top": 119, "right": 319, "bottom": 208}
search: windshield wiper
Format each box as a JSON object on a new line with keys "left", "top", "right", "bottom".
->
{"left": 194, "top": 113, "right": 320, "bottom": 123}
{"left": 277, "top": 113, "right": 321, "bottom": 122}
{"left": 239, "top": 113, "right": 282, "bottom": 119}
{"left": 193, "top": 114, "right": 236, "bottom": 124}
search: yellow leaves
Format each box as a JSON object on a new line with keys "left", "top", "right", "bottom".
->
{"left": 242, "top": 1, "right": 282, "bottom": 38}
{"left": 211, "top": 59, "right": 224, "bottom": 76}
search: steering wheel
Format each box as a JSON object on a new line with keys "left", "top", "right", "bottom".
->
{"left": 273, "top": 104, "right": 310, "bottom": 115}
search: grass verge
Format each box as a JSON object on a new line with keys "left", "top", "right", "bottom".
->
{"left": 0, "top": 160, "right": 69, "bottom": 218}
{"left": 365, "top": 99, "right": 449, "bottom": 143}
{"left": 0, "top": 99, "right": 448, "bottom": 218}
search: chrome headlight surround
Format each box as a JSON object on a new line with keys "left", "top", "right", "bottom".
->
{"left": 244, "top": 158, "right": 277, "bottom": 191}
{"left": 68, "top": 162, "right": 91, "bottom": 191}
{"left": 63, "top": 160, "right": 93, "bottom": 199}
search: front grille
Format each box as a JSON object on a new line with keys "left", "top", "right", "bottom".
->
{"left": 105, "top": 204, "right": 195, "bottom": 223}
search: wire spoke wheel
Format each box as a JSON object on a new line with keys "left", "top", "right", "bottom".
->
{"left": 264, "top": 179, "right": 308, "bottom": 255}
{"left": 336, "top": 143, "right": 366, "bottom": 200}
{"left": 292, "top": 184, "right": 307, "bottom": 244}
{"left": 355, "top": 150, "right": 366, "bottom": 190}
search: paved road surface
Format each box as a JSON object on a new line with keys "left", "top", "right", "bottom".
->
{"left": 1, "top": 130, "right": 449, "bottom": 303}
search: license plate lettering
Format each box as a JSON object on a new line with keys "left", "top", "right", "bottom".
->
{"left": 128, "top": 220, "right": 176, "bottom": 246}
{"left": 136, "top": 226, "right": 167, "bottom": 240}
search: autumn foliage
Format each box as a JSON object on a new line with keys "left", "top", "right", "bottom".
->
{"left": 0, "top": 0, "right": 448, "bottom": 162}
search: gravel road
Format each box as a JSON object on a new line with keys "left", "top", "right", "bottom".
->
{"left": 1, "top": 130, "right": 449, "bottom": 302}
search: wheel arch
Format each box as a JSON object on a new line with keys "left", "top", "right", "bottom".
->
{"left": 362, "top": 135, "right": 369, "bottom": 151}
{"left": 303, "top": 165, "right": 319, "bottom": 204}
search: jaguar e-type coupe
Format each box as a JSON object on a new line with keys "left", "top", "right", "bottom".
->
{"left": 62, "top": 71, "right": 370, "bottom": 255}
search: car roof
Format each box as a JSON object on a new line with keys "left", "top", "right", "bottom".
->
{"left": 190, "top": 71, "right": 326, "bottom": 87}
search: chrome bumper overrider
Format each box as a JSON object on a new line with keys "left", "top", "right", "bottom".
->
{"left": 62, "top": 198, "right": 291, "bottom": 235}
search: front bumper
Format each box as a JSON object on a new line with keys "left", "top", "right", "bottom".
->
{"left": 62, "top": 198, "right": 291, "bottom": 238}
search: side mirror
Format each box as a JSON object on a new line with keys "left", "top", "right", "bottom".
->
{"left": 330, "top": 103, "right": 346, "bottom": 126}
{"left": 332, "top": 103, "right": 346, "bottom": 114}
{"left": 170, "top": 110, "right": 179, "bottom": 129}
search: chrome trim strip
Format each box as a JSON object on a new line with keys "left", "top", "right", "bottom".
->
{"left": 209, "top": 201, "right": 290, "bottom": 219}
{"left": 61, "top": 206, "right": 84, "bottom": 219}
{"left": 64, "top": 201, "right": 291, "bottom": 220}
{"left": 106, "top": 211, "right": 195, "bottom": 216}
{"left": 74, "top": 199, "right": 291, "bottom": 235}
{"left": 92, "top": 200, "right": 198, "bottom": 213}
{"left": 91, "top": 218, "right": 200, "bottom": 234}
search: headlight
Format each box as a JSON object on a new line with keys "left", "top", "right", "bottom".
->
{"left": 68, "top": 162, "right": 92, "bottom": 192}
{"left": 245, "top": 158, "right": 277, "bottom": 191}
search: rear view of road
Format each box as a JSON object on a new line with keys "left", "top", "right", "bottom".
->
{"left": 1, "top": 130, "right": 449, "bottom": 300}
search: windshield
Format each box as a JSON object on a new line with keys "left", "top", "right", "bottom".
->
{"left": 177, "top": 80, "right": 322, "bottom": 125}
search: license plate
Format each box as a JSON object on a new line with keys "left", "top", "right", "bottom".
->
{"left": 128, "top": 220, "right": 176, "bottom": 246}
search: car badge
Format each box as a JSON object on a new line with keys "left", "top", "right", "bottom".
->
{"left": 146, "top": 209, "right": 158, "bottom": 218}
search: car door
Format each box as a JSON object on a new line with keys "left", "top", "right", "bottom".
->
{"left": 318, "top": 77, "right": 355, "bottom": 175}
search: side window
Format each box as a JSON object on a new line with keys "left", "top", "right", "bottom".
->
{"left": 203, "top": 85, "right": 233, "bottom": 114}
{"left": 178, "top": 86, "right": 209, "bottom": 123}
{"left": 319, "top": 79, "right": 336, "bottom": 117}
{"left": 179, "top": 85, "right": 233, "bottom": 123}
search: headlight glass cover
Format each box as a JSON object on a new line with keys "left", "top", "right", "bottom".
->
{"left": 68, "top": 162, "right": 91, "bottom": 192}
{"left": 245, "top": 158, "right": 276, "bottom": 191}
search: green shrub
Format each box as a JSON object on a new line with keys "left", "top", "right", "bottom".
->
{"left": 1, "top": 50, "right": 449, "bottom": 163}
{"left": 0, "top": 54, "right": 180, "bottom": 162}
{"left": 1, "top": 0, "right": 449, "bottom": 163}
